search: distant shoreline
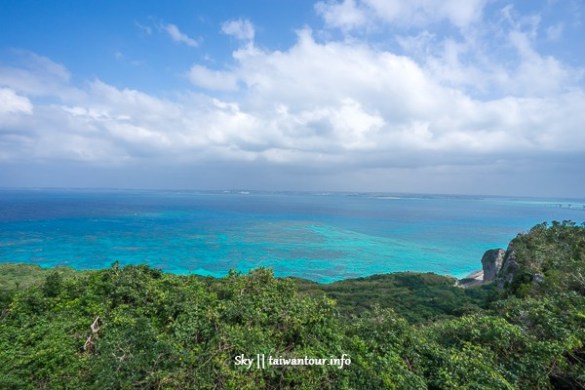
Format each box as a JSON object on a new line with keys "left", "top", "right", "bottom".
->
{"left": 2, "top": 187, "right": 585, "bottom": 203}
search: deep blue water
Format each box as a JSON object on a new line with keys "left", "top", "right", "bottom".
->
{"left": 1, "top": 189, "right": 584, "bottom": 283}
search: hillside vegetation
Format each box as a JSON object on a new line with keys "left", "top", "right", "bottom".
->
{"left": 0, "top": 221, "right": 584, "bottom": 389}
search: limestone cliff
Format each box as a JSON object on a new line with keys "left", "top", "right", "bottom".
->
{"left": 480, "top": 248, "right": 505, "bottom": 282}
{"left": 496, "top": 244, "right": 520, "bottom": 289}
{"left": 458, "top": 222, "right": 584, "bottom": 296}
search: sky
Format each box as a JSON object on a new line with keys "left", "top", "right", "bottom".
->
{"left": 0, "top": 0, "right": 584, "bottom": 197}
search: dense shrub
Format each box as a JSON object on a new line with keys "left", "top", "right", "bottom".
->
{"left": 0, "top": 221, "right": 583, "bottom": 388}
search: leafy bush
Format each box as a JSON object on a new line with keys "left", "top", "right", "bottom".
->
{"left": 0, "top": 221, "right": 584, "bottom": 388}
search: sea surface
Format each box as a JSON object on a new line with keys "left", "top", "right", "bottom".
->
{"left": 1, "top": 189, "right": 584, "bottom": 283}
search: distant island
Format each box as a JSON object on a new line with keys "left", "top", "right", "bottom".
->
{"left": 0, "top": 221, "right": 584, "bottom": 389}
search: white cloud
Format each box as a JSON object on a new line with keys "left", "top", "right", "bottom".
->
{"left": 221, "top": 19, "right": 255, "bottom": 41}
{"left": 0, "top": 88, "right": 33, "bottom": 115}
{"left": 315, "top": 0, "right": 368, "bottom": 31}
{"left": 2, "top": 31, "right": 585, "bottom": 168}
{"left": 546, "top": 23, "right": 564, "bottom": 41}
{"left": 188, "top": 65, "right": 239, "bottom": 91}
{"left": 0, "top": 88, "right": 33, "bottom": 137}
{"left": 502, "top": 30, "right": 572, "bottom": 95}
{"left": 317, "top": 0, "right": 488, "bottom": 30}
{"left": 0, "top": 51, "right": 82, "bottom": 100}
{"left": 163, "top": 23, "right": 199, "bottom": 47}
{"left": 390, "top": 3, "right": 584, "bottom": 100}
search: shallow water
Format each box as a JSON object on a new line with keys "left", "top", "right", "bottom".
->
{"left": 1, "top": 189, "right": 583, "bottom": 283}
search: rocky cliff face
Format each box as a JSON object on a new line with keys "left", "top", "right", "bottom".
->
{"left": 460, "top": 222, "right": 584, "bottom": 292}
{"left": 496, "top": 244, "right": 520, "bottom": 289}
{"left": 456, "top": 248, "right": 505, "bottom": 288}
{"left": 481, "top": 248, "right": 505, "bottom": 282}
{"left": 477, "top": 244, "right": 527, "bottom": 289}
{"left": 460, "top": 245, "right": 514, "bottom": 288}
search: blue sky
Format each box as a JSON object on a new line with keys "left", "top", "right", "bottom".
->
{"left": 1, "top": 0, "right": 584, "bottom": 196}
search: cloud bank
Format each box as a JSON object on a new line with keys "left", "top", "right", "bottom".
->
{"left": 1, "top": 1, "right": 584, "bottom": 196}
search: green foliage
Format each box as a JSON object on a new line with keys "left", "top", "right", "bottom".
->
{"left": 503, "top": 220, "right": 585, "bottom": 297}
{"left": 0, "top": 263, "right": 78, "bottom": 292}
{"left": 0, "top": 220, "right": 584, "bottom": 388}
{"left": 297, "top": 272, "right": 494, "bottom": 323}
{"left": 42, "top": 271, "right": 63, "bottom": 298}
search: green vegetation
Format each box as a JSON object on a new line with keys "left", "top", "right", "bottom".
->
{"left": 0, "top": 221, "right": 584, "bottom": 389}
{"left": 295, "top": 272, "right": 495, "bottom": 324}
{"left": 498, "top": 220, "right": 585, "bottom": 298}
{"left": 0, "top": 263, "right": 79, "bottom": 291}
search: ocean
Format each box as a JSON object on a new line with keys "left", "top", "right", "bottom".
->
{"left": 0, "top": 189, "right": 584, "bottom": 283}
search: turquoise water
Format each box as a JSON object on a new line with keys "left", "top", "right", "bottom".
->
{"left": 1, "top": 189, "right": 584, "bottom": 283}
